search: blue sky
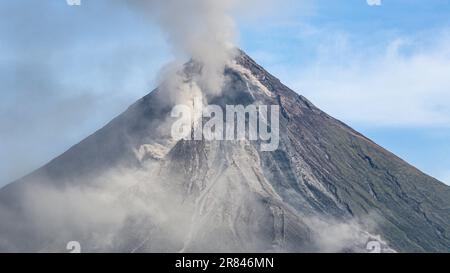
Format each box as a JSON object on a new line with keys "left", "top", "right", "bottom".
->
{"left": 1, "top": 0, "right": 450, "bottom": 186}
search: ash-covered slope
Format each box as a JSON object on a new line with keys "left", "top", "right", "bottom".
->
{"left": 1, "top": 50, "right": 449, "bottom": 252}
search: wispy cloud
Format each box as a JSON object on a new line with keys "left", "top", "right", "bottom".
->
{"left": 248, "top": 24, "right": 450, "bottom": 185}
{"left": 367, "top": 0, "right": 382, "bottom": 7}
{"left": 0, "top": 1, "right": 168, "bottom": 185}
{"left": 275, "top": 29, "right": 450, "bottom": 128}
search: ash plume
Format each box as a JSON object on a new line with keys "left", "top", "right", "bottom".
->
{"left": 127, "top": 0, "right": 239, "bottom": 95}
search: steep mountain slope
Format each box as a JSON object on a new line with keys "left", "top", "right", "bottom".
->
{"left": 0, "top": 50, "right": 449, "bottom": 252}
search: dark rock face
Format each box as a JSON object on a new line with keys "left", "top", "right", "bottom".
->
{"left": 0, "top": 50, "right": 449, "bottom": 252}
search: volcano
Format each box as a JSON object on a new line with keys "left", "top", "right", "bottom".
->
{"left": 1, "top": 50, "right": 449, "bottom": 252}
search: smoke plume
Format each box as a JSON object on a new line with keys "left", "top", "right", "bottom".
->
{"left": 127, "top": 0, "right": 239, "bottom": 95}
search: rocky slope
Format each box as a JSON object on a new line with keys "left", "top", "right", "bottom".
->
{"left": 0, "top": 50, "right": 449, "bottom": 252}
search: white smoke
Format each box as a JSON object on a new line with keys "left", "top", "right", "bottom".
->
{"left": 304, "top": 216, "right": 393, "bottom": 252}
{"left": 0, "top": 160, "right": 395, "bottom": 252}
{"left": 126, "top": 0, "right": 240, "bottom": 95}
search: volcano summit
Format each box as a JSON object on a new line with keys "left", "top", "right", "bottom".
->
{"left": 0, "top": 50, "right": 449, "bottom": 253}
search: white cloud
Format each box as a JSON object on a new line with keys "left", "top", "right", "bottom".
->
{"left": 367, "top": 0, "right": 381, "bottom": 6}
{"left": 280, "top": 31, "right": 450, "bottom": 128}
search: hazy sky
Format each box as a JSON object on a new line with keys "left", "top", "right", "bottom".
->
{"left": 1, "top": 0, "right": 450, "bottom": 186}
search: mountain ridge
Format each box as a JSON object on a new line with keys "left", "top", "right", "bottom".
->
{"left": 1, "top": 50, "right": 449, "bottom": 252}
